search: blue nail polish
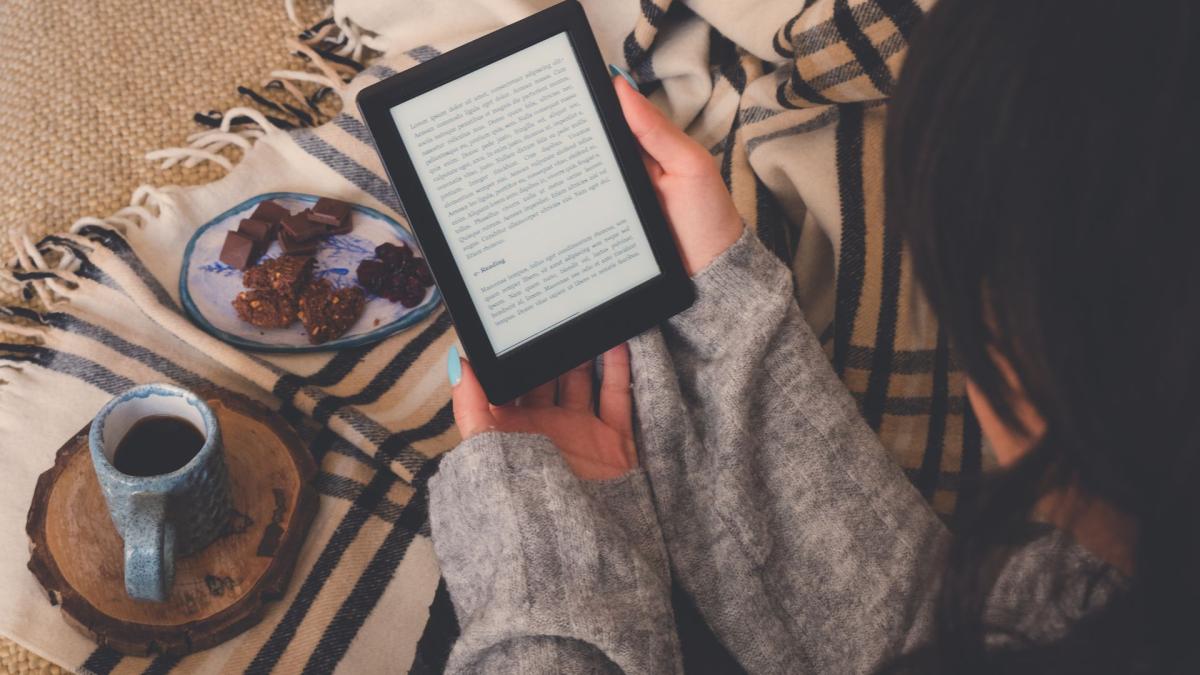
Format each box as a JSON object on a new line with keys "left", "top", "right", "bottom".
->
{"left": 447, "top": 345, "right": 462, "bottom": 386}
{"left": 608, "top": 63, "right": 640, "bottom": 92}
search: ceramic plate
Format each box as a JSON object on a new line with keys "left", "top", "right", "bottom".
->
{"left": 181, "top": 192, "right": 441, "bottom": 352}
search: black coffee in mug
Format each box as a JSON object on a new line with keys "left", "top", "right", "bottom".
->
{"left": 112, "top": 415, "right": 206, "bottom": 477}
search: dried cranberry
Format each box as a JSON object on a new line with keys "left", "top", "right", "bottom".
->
{"left": 357, "top": 243, "right": 431, "bottom": 305}
{"left": 356, "top": 259, "right": 386, "bottom": 291}
{"left": 372, "top": 269, "right": 404, "bottom": 302}
{"left": 380, "top": 281, "right": 403, "bottom": 302}
{"left": 410, "top": 258, "right": 434, "bottom": 286}
{"left": 398, "top": 275, "right": 426, "bottom": 307}
{"left": 375, "top": 242, "right": 412, "bottom": 265}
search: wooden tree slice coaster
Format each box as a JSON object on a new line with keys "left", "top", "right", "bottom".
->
{"left": 25, "top": 389, "right": 318, "bottom": 656}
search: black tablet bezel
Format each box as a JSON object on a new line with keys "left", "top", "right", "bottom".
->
{"left": 357, "top": 0, "right": 693, "bottom": 403}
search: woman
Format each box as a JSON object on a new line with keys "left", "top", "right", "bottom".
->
{"left": 429, "top": 0, "right": 1198, "bottom": 671}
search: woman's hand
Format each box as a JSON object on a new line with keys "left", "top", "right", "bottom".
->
{"left": 613, "top": 76, "right": 744, "bottom": 276}
{"left": 447, "top": 79, "right": 735, "bottom": 478}
{"left": 450, "top": 344, "right": 638, "bottom": 481}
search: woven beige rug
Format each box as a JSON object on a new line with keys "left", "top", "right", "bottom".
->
{"left": 0, "top": 0, "right": 328, "bottom": 669}
{"left": 0, "top": 0, "right": 328, "bottom": 299}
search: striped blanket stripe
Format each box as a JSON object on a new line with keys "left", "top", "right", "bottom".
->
{"left": 1, "top": 0, "right": 986, "bottom": 671}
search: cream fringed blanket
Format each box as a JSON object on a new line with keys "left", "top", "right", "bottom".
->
{"left": 0, "top": 0, "right": 975, "bottom": 672}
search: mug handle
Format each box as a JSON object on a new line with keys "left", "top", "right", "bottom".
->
{"left": 123, "top": 492, "right": 175, "bottom": 602}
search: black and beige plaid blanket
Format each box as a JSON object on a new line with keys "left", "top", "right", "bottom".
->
{"left": 0, "top": 0, "right": 976, "bottom": 671}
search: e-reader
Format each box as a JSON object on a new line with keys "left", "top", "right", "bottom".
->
{"left": 358, "top": 0, "right": 693, "bottom": 403}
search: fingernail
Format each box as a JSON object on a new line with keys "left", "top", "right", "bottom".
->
{"left": 447, "top": 345, "right": 462, "bottom": 387}
{"left": 608, "top": 63, "right": 640, "bottom": 92}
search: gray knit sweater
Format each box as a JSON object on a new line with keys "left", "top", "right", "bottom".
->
{"left": 428, "top": 229, "right": 1122, "bottom": 673}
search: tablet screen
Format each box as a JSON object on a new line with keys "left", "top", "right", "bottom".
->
{"left": 389, "top": 32, "right": 661, "bottom": 355}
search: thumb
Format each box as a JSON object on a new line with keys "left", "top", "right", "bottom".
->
{"left": 449, "top": 347, "right": 495, "bottom": 438}
{"left": 613, "top": 76, "right": 706, "bottom": 176}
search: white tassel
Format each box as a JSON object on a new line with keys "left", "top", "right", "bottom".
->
{"left": 287, "top": 38, "right": 348, "bottom": 84}
{"left": 54, "top": 245, "right": 80, "bottom": 275}
{"left": 10, "top": 234, "right": 54, "bottom": 308}
{"left": 217, "top": 106, "right": 277, "bottom": 134}
{"left": 20, "top": 233, "right": 83, "bottom": 304}
{"left": 68, "top": 185, "right": 177, "bottom": 235}
{"left": 102, "top": 215, "right": 142, "bottom": 230}
{"left": 332, "top": 5, "right": 387, "bottom": 57}
{"left": 131, "top": 185, "right": 180, "bottom": 212}
{"left": 69, "top": 215, "right": 120, "bottom": 235}
{"left": 331, "top": 6, "right": 376, "bottom": 61}
{"left": 188, "top": 130, "right": 256, "bottom": 152}
{"left": 21, "top": 235, "right": 52, "bottom": 274}
{"left": 145, "top": 146, "right": 235, "bottom": 171}
{"left": 114, "top": 205, "right": 158, "bottom": 225}
{"left": 144, "top": 104, "right": 280, "bottom": 172}
{"left": 143, "top": 10, "right": 358, "bottom": 177}
{"left": 267, "top": 69, "right": 342, "bottom": 91}
{"left": 185, "top": 128, "right": 263, "bottom": 145}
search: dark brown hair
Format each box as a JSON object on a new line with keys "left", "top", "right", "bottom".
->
{"left": 885, "top": 0, "right": 1200, "bottom": 671}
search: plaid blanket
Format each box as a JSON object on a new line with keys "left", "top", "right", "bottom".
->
{"left": 0, "top": 0, "right": 982, "bottom": 672}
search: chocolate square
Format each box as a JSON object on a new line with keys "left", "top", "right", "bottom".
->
{"left": 281, "top": 209, "right": 326, "bottom": 243}
{"left": 251, "top": 200, "right": 291, "bottom": 225}
{"left": 279, "top": 228, "right": 320, "bottom": 256}
{"left": 325, "top": 214, "right": 353, "bottom": 235}
{"left": 310, "top": 198, "right": 351, "bottom": 226}
{"left": 219, "top": 231, "right": 259, "bottom": 269}
{"left": 237, "top": 218, "right": 277, "bottom": 244}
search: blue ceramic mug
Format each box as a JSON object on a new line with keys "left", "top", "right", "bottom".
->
{"left": 88, "top": 384, "right": 232, "bottom": 602}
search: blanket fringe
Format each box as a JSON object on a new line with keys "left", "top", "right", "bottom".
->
{"left": 0, "top": 306, "right": 50, "bottom": 341}
{"left": 145, "top": 9, "right": 368, "bottom": 175}
{"left": 145, "top": 109, "right": 276, "bottom": 171}
{"left": 0, "top": 308, "right": 48, "bottom": 388}
{"left": 3, "top": 1, "right": 375, "bottom": 318}
{"left": 289, "top": 1, "right": 382, "bottom": 61}
{"left": 5, "top": 233, "right": 81, "bottom": 308}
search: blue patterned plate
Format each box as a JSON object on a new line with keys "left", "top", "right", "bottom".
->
{"left": 180, "top": 192, "right": 441, "bottom": 352}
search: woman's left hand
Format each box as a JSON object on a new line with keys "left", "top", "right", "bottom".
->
{"left": 450, "top": 344, "right": 638, "bottom": 481}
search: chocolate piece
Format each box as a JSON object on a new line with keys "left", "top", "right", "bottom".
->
{"left": 298, "top": 279, "right": 365, "bottom": 344}
{"left": 325, "top": 214, "right": 353, "bottom": 235}
{"left": 281, "top": 209, "right": 327, "bottom": 243}
{"left": 242, "top": 255, "right": 314, "bottom": 298}
{"left": 237, "top": 218, "right": 277, "bottom": 244}
{"left": 219, "top": 231, "right": 259, "bottom": 269}
{"left": 310, "top": 198, "right": 352, "bottom": 226}
{"left": 232, "top": 289, "right": 297, "bottom": 328}
{"left": 250, "top": 200, "right": 290, "bottom": 225}
{"left": 279, "top": 228, "right": 320, "bottom": 256}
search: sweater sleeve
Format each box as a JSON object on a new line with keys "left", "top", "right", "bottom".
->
{"left": 428, "top": 431, "right": 683, "bottom": 674}
{"left": 628, "top": 228, "right": 948, "bottom": 673}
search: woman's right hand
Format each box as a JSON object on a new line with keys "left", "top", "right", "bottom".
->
{"left": 613, "top": 76, "right": 744, "bottom": 276}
